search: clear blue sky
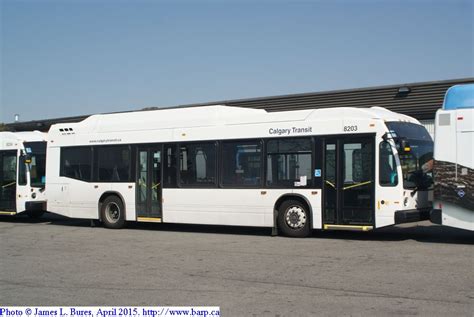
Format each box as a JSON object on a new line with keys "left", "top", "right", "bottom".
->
{"left": 1, "top": 0, "right": 473, "bottom": 123}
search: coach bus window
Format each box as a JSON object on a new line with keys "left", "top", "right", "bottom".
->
{"left": 266, "top": 138, "right": 312, "bottom": 187}
{"left": 97, "top": 146, "right": 131, "bottom": 182}
{"left": 379, "top": 141, "right": 398, "bottom": 186}
{"left": 179, "top": 143, "right": 216, "bottom": 186}
{"left": 60, "top": 147, "right": 93, "bottom": 181}
{"left": 164, "top": 144, "right": 177, "bottom": 187}
{"left": 222, "top": 141, "right": 262, "bottom": 187}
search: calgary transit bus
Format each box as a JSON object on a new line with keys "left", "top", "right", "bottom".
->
{"left": 45, "top": 105, "right": 433, "bottom": 237}
{"left": 0, "top": 131, "right": 47, "bottom": 217}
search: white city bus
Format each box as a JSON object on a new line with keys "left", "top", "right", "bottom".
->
{"left": 431, "top": 84, "right": 473, "bottom": 231}
{"left": 0, "top": 131, "right": 47, "bottom": 217}
{"left": 45, "top": 105, "right": 433, "bottom": 237}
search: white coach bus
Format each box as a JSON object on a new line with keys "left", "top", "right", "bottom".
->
{"left": 0, "top": 131, "right": 47, "bottom": 217}
{"left": 431, "top": 84, "right": 473, "bottom": 231}
{"left": 45, "top": 105, "right": 433, "bottom": 237}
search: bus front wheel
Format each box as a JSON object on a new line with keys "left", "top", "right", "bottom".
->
{"left": 278, "top": 200, "right": 311, "bottom": 238}
{"left": 101, "top": 195, "right": 126, "bottom": 229}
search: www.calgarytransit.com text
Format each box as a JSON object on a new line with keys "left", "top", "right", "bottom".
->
{"left": 0, "top": 308, "right": 220, "bottom": 317}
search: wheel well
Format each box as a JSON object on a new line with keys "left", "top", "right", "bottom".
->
{"left": 98, "top": 192, "right": 126, "bottom": 221}
{"left": 274, "top": 195, "right": 312, "bottom": 226}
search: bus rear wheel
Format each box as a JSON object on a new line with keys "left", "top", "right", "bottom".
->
{"left": 278, "top": 200, "right": 311, "bottom": 238}
{"left": 101, "top": 195, "right": 126, "bottom": 229}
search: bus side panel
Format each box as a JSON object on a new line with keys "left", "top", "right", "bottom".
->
{"left": 47, "top": 182, "right": 71, "bottom": 216}
{"left": 65, "top": 182, "right": 136, "bottom": 220}
{"left": 162, "top": 188, "right": 321, "bottom": 228}
{"left": 163, "top": 188, "right": 272, "bottom": 227}
{"left": 68, "top": 179, "right": 106, "bottom": 219}
{"left": 46, "top": 147, "right": 70, "bottom": 216}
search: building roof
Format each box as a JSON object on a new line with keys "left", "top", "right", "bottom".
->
{"left": 5, "top": 77, "right": 474, "bottom": 132}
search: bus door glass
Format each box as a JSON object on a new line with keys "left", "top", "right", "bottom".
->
{"left": 323, "top": 136, "right": 375, "bottom": 226}
{"left": 136, "top": 146, "right": 162, "bottom": 219}
{"left": 0, "top": 151, "right": 17, "bottom": 212}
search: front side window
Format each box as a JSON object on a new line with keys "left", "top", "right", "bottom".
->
{"left": 222, "top": 141, "right": 262, "bottom": 187}
{"left": 179, "top": 143, "right": 216, "bottom": 186}
{"left": 97, "top": 146, "right": 131, "bottom": 182}
{"left": 379, "top": 141, "right": 398, "bottom": 186}
{"left": 60, "top": 147, "right": 92, "bottom": 181}
{"left": 266, "top": 138, "right": 312, "bottom": 187}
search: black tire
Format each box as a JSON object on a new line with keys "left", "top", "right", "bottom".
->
{"left": 101, "top": 195, "right": 126, "bottom": 229}
{"left": 277, "top": 199, "right": 311, "bottom": 237}
{"left": 27, "top": 210, "right": 45, "bottom": 219}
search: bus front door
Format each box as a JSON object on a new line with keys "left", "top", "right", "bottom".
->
{"left": 136, "top": 147, "right": 162, "bottom": 220}
{"left": 323, "top": 136, "right": 375, "bottom": 228}
{"left": 0, "top": 150, "right": 17, "bottom": 213}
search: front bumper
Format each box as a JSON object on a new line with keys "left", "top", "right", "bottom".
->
{"left": 394, "top": 208, "right": 431, "bottom": 224}
{"left": 25, "top": 201, "right": 47, "bottom": 212}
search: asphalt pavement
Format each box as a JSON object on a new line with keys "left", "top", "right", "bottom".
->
{"left": 0, "top": 213, "right": 473, "bottom": 316}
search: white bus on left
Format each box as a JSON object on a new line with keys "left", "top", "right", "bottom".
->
{"left": 0, "top": 131, "right": 48, "bottom": 217}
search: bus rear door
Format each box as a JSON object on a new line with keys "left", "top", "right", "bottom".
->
{"left": 136, "top": 146, "right": 162, "bottom": 221}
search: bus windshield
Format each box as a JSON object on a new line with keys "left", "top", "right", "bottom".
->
{"left": 385, "top": 122, "right": 434, "bottom": 190}
{"left": 24, "top": 142, "right": 46, "bottom": 188}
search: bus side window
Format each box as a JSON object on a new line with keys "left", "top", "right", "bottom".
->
{"left": 97, "top": 146, "right": 131, "bottom": 182}
{"left": 60, "top": 147, "right": 93, "bottom": 181}
{"left": 379, "top": 141, "right": 398, "bottom": 186}
{"left": 163, "top": 144, "right": 177, "bottom": 187}
{"left": 266, "top": 138, "right": 312, "bottom": 187}
{"left": 221, "top": 140, "right": 262, "bottom": 187}
{"left": 179, "top": 143, "right": 216, "bottom": 187}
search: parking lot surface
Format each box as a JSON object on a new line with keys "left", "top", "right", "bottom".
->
{"left": 0, "top": 214, "right": 473, "bottom": 316}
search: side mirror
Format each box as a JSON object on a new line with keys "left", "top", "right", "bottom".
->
{"left": 400, "top": 139, "right": 411, "bottom": 153}
{"left": 21, "top": 151, "right": 32, "bottom": 164}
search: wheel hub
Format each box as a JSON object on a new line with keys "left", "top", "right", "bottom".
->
{"left": 286, "top": 206, "right": 306, "bottom": 229}
{"left": 105, "top": 202, "right": 120, "bottom": 223}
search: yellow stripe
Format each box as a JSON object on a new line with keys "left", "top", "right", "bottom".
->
{"left": 343, "top": 181, "right": 372, "bottom": 190}
{"left": 0, "top": 211, "right": 17, "bottom": 216}
{"left": 323, "top": 224, "right": 373, "bottom": 231}
{"left": 325, "top": 180, "right": 336, "bottom": 188}
{"left": 137, "top": 217, "right": 162, "bottom": 223}
{"left": 1, "top": 182, "right": 15, "bottom": 189}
